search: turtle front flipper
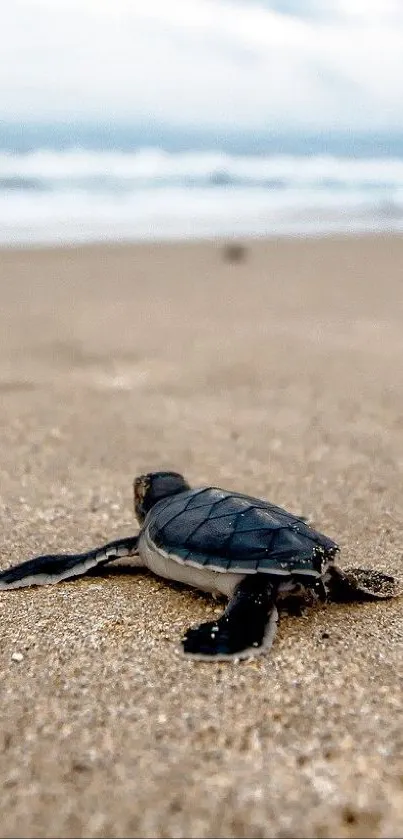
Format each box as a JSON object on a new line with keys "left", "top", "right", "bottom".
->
{"left": 0, "top": 536, "right": 140, "bottom": 590}
{"left": 325, "top": 564, "right": 399, "bottom": 602}
{"left": 181, "top": 575, "right": 278, "bottom": 660}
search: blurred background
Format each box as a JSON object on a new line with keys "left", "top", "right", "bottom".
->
{"left": 1, "top": 0, "right": 403, "bottom": 246}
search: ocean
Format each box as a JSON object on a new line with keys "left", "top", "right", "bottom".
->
{"left": 1, "top": 123, "right": 403, "bottom": 246}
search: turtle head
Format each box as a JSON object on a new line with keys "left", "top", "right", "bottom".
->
{"left": 134, "top": 471, "right": 190, "bottom": 524}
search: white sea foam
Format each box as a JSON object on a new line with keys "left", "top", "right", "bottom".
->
{"left": 2, "top": 148, "right": 403, "bottom": 186}
{"left": 0, "top": 147, "right": 403, "bottom": 245}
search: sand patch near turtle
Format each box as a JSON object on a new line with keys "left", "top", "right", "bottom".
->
{"left": 0, "top": 235, "right": 402, "bottom": 838}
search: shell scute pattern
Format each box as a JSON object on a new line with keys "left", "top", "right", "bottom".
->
{"left": 184, "top": 488, "right": 226, "bottom": 510}
{"left": 146, "top": 493, "right": 194, "bottom": 530}
{"left": 234, "top": 507, "right": 278, "bottom": 534}
{"left": 148, "top": 488, "right": 339, "bottom": 576}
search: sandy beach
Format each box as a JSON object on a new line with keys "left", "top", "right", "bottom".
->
{"left": 0, "top": 234, "right": 402, "bottom": 838}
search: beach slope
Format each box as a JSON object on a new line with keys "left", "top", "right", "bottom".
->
{"left": 0, "top": 235, "right": 402, "bottom": 838}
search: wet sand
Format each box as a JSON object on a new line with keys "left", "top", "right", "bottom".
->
{"left": 0, "top": 234, "right": 402, "bottom": 838}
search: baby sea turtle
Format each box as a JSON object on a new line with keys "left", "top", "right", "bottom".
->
{"left": 0, "top": 471, "right": 398, "bottom": 660}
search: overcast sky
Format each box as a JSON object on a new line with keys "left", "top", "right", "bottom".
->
{"left": 2, "top": 0, "right": 403, "bottom": 131}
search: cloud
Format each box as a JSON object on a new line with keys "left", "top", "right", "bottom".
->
{"left": 1, "top": 0, "right": 403, "bottom": 131}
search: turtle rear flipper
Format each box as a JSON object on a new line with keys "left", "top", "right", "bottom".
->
{"left": 0, "top": 536, "right": 140, "bottom": 590}
{"left": 326, "top": 565, "right": 399, "bottom": 602}
{"left": 182, "top": 574, "right": 278, "bottom": 660}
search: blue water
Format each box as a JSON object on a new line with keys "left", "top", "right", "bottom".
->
{"left": 1, "top": 122, "right": 403, "bottom": 246}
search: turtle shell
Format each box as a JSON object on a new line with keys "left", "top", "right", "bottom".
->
{"left": 145, "top": 487, "right": 338, "bottom": 579}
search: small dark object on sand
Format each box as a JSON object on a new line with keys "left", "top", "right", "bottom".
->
{"left": 223, "top": 243, "right": 247, "bottom": 264}
{"left": 0, "top": 472, "right": 399, "bottom": 660}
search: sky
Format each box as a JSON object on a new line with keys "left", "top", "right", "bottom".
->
{"left": 1, "top": 0, "right": 403, "bottom": 132}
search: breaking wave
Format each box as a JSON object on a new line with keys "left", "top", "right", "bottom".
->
{"left": 2, "top": 147, "right": 403, "bottom": 189}
{"left": 0, "top": 147, "right": 403, "bottom": 245}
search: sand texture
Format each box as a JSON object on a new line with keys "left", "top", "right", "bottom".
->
{"left": 0, "top": 235, "right": 402, "bottom": 838}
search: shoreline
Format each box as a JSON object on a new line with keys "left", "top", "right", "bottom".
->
{"left": 0, "top": 226, "right": 402, "bottom": 253}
